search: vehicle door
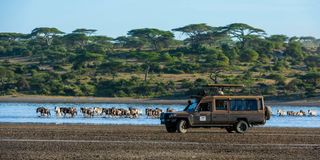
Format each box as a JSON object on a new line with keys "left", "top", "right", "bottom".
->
{"left": 192, "top": 100, "right": 212, "bottom": 125}
{"left": 211, "top": 98, "right": 229, "bottom": 124}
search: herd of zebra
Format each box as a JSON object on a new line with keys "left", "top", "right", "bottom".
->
{"left": 36, "top": 106, "right": 175, "bottom": 118}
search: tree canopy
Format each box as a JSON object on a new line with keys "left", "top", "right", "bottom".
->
{"left": 0, "top": 23, "right": 319, "bottom": 98}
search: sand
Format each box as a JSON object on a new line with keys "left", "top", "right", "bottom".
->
{"left": 0, "top": 124, "right": 319, "bottom": 159}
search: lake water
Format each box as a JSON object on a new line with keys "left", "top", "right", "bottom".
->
{"left": 0, "top": 103, "right": 319, "bottom": 128}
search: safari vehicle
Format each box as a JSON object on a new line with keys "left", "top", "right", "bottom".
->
{"left": 160, "top": 84, "right": 272, "bottom": 133}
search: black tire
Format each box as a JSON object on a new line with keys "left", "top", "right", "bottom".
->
{"left": 165, "top": 124, "right": 177, "bottom": 133}
{"left": 265, "top": 106, "right": 272, "bottom": 120}
{"left": 177, "top": 120, "right": 188, "bottom": 133}
{"left": 225, "top": 127, "right": 235, "bottom": 133}
{"left": 235, "top": 120, "right": 249, "bottom": 133}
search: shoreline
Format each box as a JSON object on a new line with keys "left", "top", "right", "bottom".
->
{"left": 0, "top": 95, "right": 319, "bottom": 106}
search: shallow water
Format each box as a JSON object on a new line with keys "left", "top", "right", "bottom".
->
{"left": 0, "top": 103, "right": 319, "bottom": 128}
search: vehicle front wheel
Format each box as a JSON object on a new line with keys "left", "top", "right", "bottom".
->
{"left": 177, "top": 120, "right": 188, "bottom": 133}
{"left": 235, "top": 120, "right": 249, "bottom": 133}
{"left": 165, "top": 124, "right": 177, "bottom": 133}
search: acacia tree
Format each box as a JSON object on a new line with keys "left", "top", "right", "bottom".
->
{"left": 62, "top": 28, "right": 99, "bottom": 50}
{"left": 225, "top": 23, "right": 265, "bottom": 49}
{"left": 89, "top": 35, "right": 113, "bottom": 52}
{"left": 72, "top": 28, "right": 97, "bottom": 36}
{"left": 300, "top": 72, "right": 320, "bottom": 87}
{"left": 128, "top": 28, "right": 174, "bottom": 51}
{"left": 304, "top": 55, "right": 320, "bottom": 71}
{"left": 114, "top": 36, "right": 144, "bottom": 50}
{"left": 284, "top": 41, "right": 304, "bottom": 62}
{"left": 31, "top": 27, "right": 64, "bottom": 46}
{"left": 207, "top": 52, "right": 230, "bottom": 84}
{"left": 267, "top": 34, "right": 288, "bottom": 49}
{"left": 172, "top": 23, "right": 226, "bottom": 48}
{"left": 0, "top": 32, "right": 28, "bottom": 42}
{"left": 63, "top": 33, "right": 88, "bottom": 49}
{"left": 0, "top": 67, "right": 15, "bottom": 85}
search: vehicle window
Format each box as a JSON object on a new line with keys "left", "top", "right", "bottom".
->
{"left": 184, "top": 99, "right": 198, "bottom": 112}
{"left": 197, "top": 102, "right": 211, "bottom": 112}
{"left": 230, "top": 99, "right": 258, "bottom": 111}
{"left": 246, "top": 100, "right": 258, "bottom": 110}
{"left": 215, "top": 99, "right": 228, "bottom": 110}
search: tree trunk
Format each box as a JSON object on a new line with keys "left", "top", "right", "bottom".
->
{"left": 210, "top": 71, "right": 221, "bottom": 84}
{"left": 144, "top": 65, "right": 150, "bottom": 82}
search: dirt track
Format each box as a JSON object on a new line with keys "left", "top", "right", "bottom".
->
{"left": 0, "top": 124, "right": 319, "bottom": 159}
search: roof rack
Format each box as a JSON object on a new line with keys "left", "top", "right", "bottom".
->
{"left": 190, "top": 84, "right": 245, "bottom": 98}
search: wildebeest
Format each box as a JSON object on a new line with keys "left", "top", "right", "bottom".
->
{"left": 81, "top": 107, "right": 94, "bottom": 117}
{"left": 36, "top": 107, "right": 51, "bottom": 117}
{"left": 101, "top": 107, "right": 140, "bottom": 118}
{"left": 110, "top": 108, "right": 124, "bottom": 117}
{"left": 308, "top": 110, "right": 317, "bottom": 116}
{"left": 120, "top": 108, "right": 130, "bottom": 117}
{"left": 287, "top": 111, "right": 295, "bottom": 116}
{"left": 277, "top": 109, "right": 286, "bottom": 116}
{"left": 299, "top": 110, "right": 306, "bottom": 116}
{"left": 128, "top": 107, "right": 140, "bottom": 118}
{"left": 145, "top": 108, "right": 163, "bottom": 118}
{"left": 55, "top": 106, "right": 62, "bottom": 117}
{"left": 287, "top": 110, "right": 306, "bottom": 116}
{"left": 94, "top": 107, "right": 103, "bottom": 116}
{"left": 145, "top": 108, "right": 153, "bottom": 117}
{"left": 154, "top": 108, "right": 163, "bottom": 117}
{"left": 102, "top": 108, "right": 112, "bottom": 117}
{"left": 166, "top": 107, "right": 175, "bottom": 113}
{"left": 59, "top": 107, "right": 77, "bottom": 117}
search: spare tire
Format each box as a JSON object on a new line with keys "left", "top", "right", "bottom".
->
{"left": 265, "top": 106, "right": 272, "bottom": 120}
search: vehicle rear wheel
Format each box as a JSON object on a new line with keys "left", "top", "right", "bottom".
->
{"left": 235, "top": 120, "right": 249, "bottom": 133}
{"left": 177, "top": 120, "right": 188, "bottom": 133}
{"left": 225, "top": 127, "right": 235, "bottom": 133}
{"left": 165, "top": 124, "right": 177, "bottom": 133}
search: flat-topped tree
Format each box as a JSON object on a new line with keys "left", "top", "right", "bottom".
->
{"left": 0, "top": 32, "right": 28, "bottom": 41}
{"left": 63, "top": 33, "right": 88, "bottom": 49}
{"left": 300, "top": 72, "right": 320, "bottom": 87}
{"left": 207, "top": 52, "right": 230, "bottom": 84}
{"left": 298, "top": 36, "right": 318, "bottom": 50}
{"left": 172, "top": 23, "right": 227, "bottom": 48}
{"left": 114, "top": 36, "right": 144, "bottom": 50}
{"left": 266, "top": 34, "right": 288, "bottom": 49}
{"left": 173, "top": 23, "right": 213, "bottom": 36}
{"left": 89, "top": 35, "right": 113, "bottom": 51}
{"left": 72, "top": 28, "right": 97, "bottom": 36}
{"left": 31, "top": 27, "right": 64, "bottom": 46}
{"left": 128, "top": 28, "right": 174, "bottom": 51}
{"left": 225, "top": 23, "right": 265, "bottom": 49}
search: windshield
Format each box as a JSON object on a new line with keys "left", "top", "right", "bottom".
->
{"left": 184, "top": 99, "right": 198, "bottom": 112}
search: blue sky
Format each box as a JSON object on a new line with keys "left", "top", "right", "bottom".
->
{"left": 0, "top": 0, "right": 319, "bottom": 38}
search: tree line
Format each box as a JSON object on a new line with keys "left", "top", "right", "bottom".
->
{"left": 0, "top": 23, "right": 319, "bottom": 98}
